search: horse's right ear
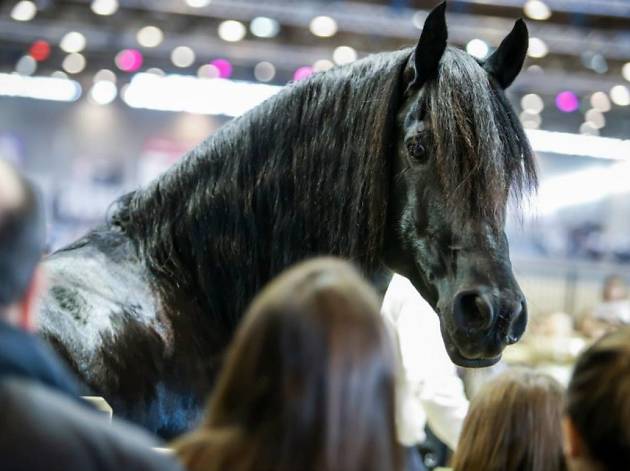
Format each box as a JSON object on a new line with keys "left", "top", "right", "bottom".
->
{"left": 409, "top": 2, "right": 448, "bottom": 90}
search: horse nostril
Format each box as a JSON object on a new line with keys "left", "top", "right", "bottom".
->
{"left": 453, "top": 290, "right": 494, "bottom": 332}
{"left": 505, "top": 300, "right": 527, "bottom": 344}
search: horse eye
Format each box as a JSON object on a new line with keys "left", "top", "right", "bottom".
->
{"left": 406, "top": 138, "right": 426, "bottom": 161}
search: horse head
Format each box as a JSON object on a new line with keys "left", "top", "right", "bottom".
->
{"left": 384, "top": 2, "right": 536, "bottom": 367}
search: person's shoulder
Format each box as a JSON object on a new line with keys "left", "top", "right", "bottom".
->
{"left": 0, "top": 378, "right": 183, "bottom": 471}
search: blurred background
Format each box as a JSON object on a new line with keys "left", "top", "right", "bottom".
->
{"left": 1, "top": 0, "right": 630, "bottom": 371}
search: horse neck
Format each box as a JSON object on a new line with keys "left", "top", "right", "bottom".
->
{"left": 122, "top": 51, "right": 406, "bottom": 326}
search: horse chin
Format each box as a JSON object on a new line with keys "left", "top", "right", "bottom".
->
{"left": 441, "top": 327, "right": 503, "bottom": 368}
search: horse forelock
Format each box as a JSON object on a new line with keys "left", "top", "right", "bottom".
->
{"left": 425, "top": 47, "right": 537, "bottom": 227}
{"left": 112, "top": 50, "right": 407, "bottom": 330}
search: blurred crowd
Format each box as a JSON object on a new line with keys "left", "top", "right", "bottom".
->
{"left": 2, "top": 161, "right": 630, "bottom": 471}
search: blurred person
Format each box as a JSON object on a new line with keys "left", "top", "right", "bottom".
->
{"left": 580, "top": 275, "right": 630, "bottom": 339}
{"left": 0, "top": 160, "right": 183, "bottom": 471}
{"left": 382, "top": 274, "right": 469, "bottom": 470}
{"left": 0, "top": 159, "right": 79, "bottom": 396}
{"left": 450, "top": 369, "right": 566, "bottom": 471}
{"left": 173, "top": 257, "right": 403, "bottom": 471}
{"left": 563, "top": 327, "right": 630, "bottom": 471}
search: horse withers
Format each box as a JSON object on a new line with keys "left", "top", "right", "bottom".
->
{"left": 39, "top": 2, "right": 536, "bottom": 436}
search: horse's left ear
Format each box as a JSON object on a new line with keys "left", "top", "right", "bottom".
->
{"left": 409, "top": 2, "right": 448, "bottom": 90}
{"left": 483, "top": 19, "right": 529, "bottom": 89}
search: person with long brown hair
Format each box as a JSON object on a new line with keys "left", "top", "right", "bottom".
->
{"left": 172, "top": 257, "right": 403, "bottom": 471}
{"left": 451, "top": 369, "right": 566, "bottom": 471}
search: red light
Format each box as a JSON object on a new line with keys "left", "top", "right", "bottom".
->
{"left": 29, "top": 40, "right": 51, "bottom": 62}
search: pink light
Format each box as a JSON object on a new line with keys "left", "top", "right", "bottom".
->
{"left": 115, "top": 49, "right": 143, "bottom": 72}
{"left": 211, "top": 59, "right": 232, "bottom": 79}
{"left": 556, "top": 91, "right": 579, "bottom": 113}
{"left": 293, "top": 66, "right": 314, "bottom": 81}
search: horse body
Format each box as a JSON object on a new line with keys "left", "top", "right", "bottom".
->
{"left": 39, "top": 4, "right": 536, "bottom": 436}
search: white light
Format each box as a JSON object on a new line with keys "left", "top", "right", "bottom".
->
{"left": 0, "top": 73, "right": 81, "bottom": 102}
{"left": 122, "top": 73, "right": 281, "bottom": 117}
{"left": 15, "top": 55, "right": 37, "bottom": 76}
{"left": 137, "top": 26, "right": 164, "bottom": 48}
{"left": 523, "top": 0, "right": 551, "bottom": 21}
{"left": 526, "top": 129, "right": 630, "bottom": 160}
{"left": 218, "top": 20, "right": 247, "bottom": 42}
{"left": 521, "top": 93, "right": 544, "bottom": 113}
{"left": 91, "top": 0, "right": 118, "bottom": 15}
{"left": 333, "top": 46, "right": 357, "bottom": 65}
{"left": 528, "top": 37, "right": 548, "bottom": 58}
{"left": 60, "top": 32, "right": 87, "bottom": 53}
{"left": 520, "top": 111, "right": 541, "bottom": 129}
{"left": 623, "top": 63, "right": 630, "bottom": 82}
{"left": 90, "top": 81, "right": 117, "bottom": 105}
{"left": 466, "top": 39, "right": 489, "bottom": 59}
{"left": 313, "top": 59, "right": 334, "bottom": 72}
{"left": 579, "top": 122, "right": 599, "bottom": 136}
{"left": 309, "top": 16, "right": 338, "bottom": 38}
{"left": 171, "top": 46, "right": 196, "bottom": 68}
{"left": 254, "top": 61, "right": 276, "bottom": 82}
{"left": 585, "top": 109, "right": 605, "bottom": 129}
{"left": 536, "top": 160, "right": 630, "bottom": 215}
{"left": 62, "top": 53, "right": 87, "bottom": 74}
{"left": 250, "top": 17, "right": 280, "bottom": 38}
{"left": 11, "top": 1, "right": 37, "bottom": 21}
{"left": 412, "top": 12, "right": 426, "bottom": 30}
{"left": 186, "top": 0, "right": 211, "bottom": 7}
{"left": 93, "top": 69, "right": 116, "bottom": 83}
{"left": 51, "top": 71, "right": 68, "bottom": 79}
{"left": 198, "top": 64, "right": 220, "bottom": 79}
{"left": 610, "top": 85, "right": 630, "bottom": 106}
{"left": 590, "top": 92, "right": 611, "bottom": 112}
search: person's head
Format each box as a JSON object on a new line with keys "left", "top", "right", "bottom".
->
{"left": 174, "top": 257, "right": 402, "bottom": 471}
{"left": 452, "top": 369, "right": 566, "bottom": 471}
{"left": 601, "top": 275, "right": 627, "bottom": 302}
{"left": 563, "top": 327, "right": 630, "bottom": 471}
{"left": 0, "top": 160, "right": 46, "bottom": 331}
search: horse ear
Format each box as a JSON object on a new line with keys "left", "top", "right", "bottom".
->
{"left": 409, "top": 2, "right": 448, "bottom": 90}
{"left": 483, "top": 19, "right": 529, "bottom": 89}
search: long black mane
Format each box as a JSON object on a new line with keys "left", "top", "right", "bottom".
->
{"left": 425, "top": 47, "right": 537, "bottom": 225}
{"left": 112, "top": 51, "right": 408, "bottom": 342}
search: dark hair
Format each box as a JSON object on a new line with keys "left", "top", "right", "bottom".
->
{"left": 452, "top": 369, "right": 566, "bottom": 471}
{"left": 0, "top": 161, "right": 45, "bottom": 309}
{"left": 567, "top": 327, "right": 630, "bottom": 469}
{"left": 173, "top": 257, "right": 402, "bottom": 471}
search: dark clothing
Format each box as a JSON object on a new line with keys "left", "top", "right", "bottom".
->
{"left": 406, "top": 446, "right": 429, "bottom": 471}
{"left": 0, "top": 378, "right": 184, "bottom": 471}
{"left": 0, "top": 319, "right": 80, "bottom": 397}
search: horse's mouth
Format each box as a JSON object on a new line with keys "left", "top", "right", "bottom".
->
{"left": 441, "top": 324, "right": 503, "bottom": 368}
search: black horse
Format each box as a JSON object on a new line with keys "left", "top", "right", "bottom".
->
{"left": 40, "top": 3, "right": 536, "bottom": 436}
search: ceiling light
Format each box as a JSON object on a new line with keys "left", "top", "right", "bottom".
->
{"left": 198, "top": 64, "right": 220, "bottom": 79}
{"left": 15, "top": 55, "right": 37, "bottom": 76}
{"left": 519, "top": 111, "right": 541, "bottom": 129}
{"left": 91, "top": 0, "right": 118, "bottom": 15}
{"left": 171, "top": 46, "right": 195, "bottom": 68}
{"left": 610, "top": 85, "right": 630, "bottom": 106}
{"left": 60, "top": 32, "right": 87, "bottom": 53}
{"left": 333, "top": 46, "right": 357, "bottom": 65}
{"left": 186, "top": 0, "right": 212, "bottom": 7}
{"left": 0, "top": 73, "right": 81, "bottom": 102}
{"left": 313, "top": 59, "right": 334, "bottom": 72}
{"left": 590, "top": 92, "right": 611, "bottom": 112}
{"left": 90, "top": 81, "right": 117, "bottom": 105}
{"left": 250, "top": 17, "right": 280, "bottom": 38}
{"left": 218, "top": 20, "right": 246, "bottom": 42}
{"left": 115, "top": 49, "right": 143, "bottom": 72}
{"left": 521, "top": 93, "right": 544, "bottom": 113}
{"left": 11, "top": 1, "right": 37, "bottom": 21}
{"left": 622, "top": 63, "right": 630, "bottom": 82}
{"left": 523, "top": 0, "right": 551, "bottom": 21}
{"left": 310, "top": 16, "right": 338, "bottom": 38}
{"left": 94, "top": 69, "right": 116, "bottom": 83}
{"left": 254, "top": 62, "right": 276, "bottom": 82}
{"left": 585, "top": 109, "right": 605, "bottom": 129}
{"left": 466, "top": 39, "right": 489, "bottom": 59}
{"left": 62, "top": 53, "right": 87, "bottom": 74}
{"left": 137, "top": 26, "right": 164, "bottom": 48}
{"left": 528, "top": 38, "right": 548, "bottom": 58}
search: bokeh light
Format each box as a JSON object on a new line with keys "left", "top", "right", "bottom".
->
{"left": 218, "top": 20, "right": 247, "bottom": 42}
{"left": 60, "top": 32, "right": 87, "bottom": 53}
{"left": 90, "top": 81, "right": 117, "bottom": 105}
{"left": 11, "top": 1, "right": 37, "bottom": 21}
{"left": 171, "top": 46, "right": 195, "bottom": 68}
{"left": 466, "top": 39, "right": 489, "bottom": 59}
{"left": 590, "top": 92, "right": 611, "bottom": 112}
{"left": 62, "top": 53, "right": 87, "bottom": 74}
{"left": 94, "top": 69, "right": 116, "bottom": 83}
{"left": 137, "top": 26, "right": 164, "bottom": 48}
{"left": 211, "top": 59, "right": 233, "bottom": 78}
{"left": 293, "top": 66, "right": 314, "bottom": 81}
{"left": 29, "top": 40, "right": 51, "bottom": 61}
{"left": 15, "top": 55, "right": 37, "bottom": 76}
{"left": 91, "top": 0, "right": 118, "bottom": 16}
{"left": 610, "top": 85, "right": 630, "bottom": 106}
{"left": 555, "top": 91, "right": 579, "bottom": 112}
{"left": 521, "top": 93, "right": 544, "bottom": 114}
{"left": 310, "top": 16, "right": 338, "bottom": 38}
{"left": 333, "top": 46, "right": 357, "bottom": 65}
{"left": 523, "top": 0, "right": 551, "bottom": 21}
{"left": 115, "top": 49, "right": 143, "bottom": 72}
{"left": 250, "top": 17, "right": 280, "bottom": 38}
{"left": 254, "top": 62, "right": 276, "bottom": 82}
{"left": 528, "top": 38, "right": 548, "bottom": 58}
